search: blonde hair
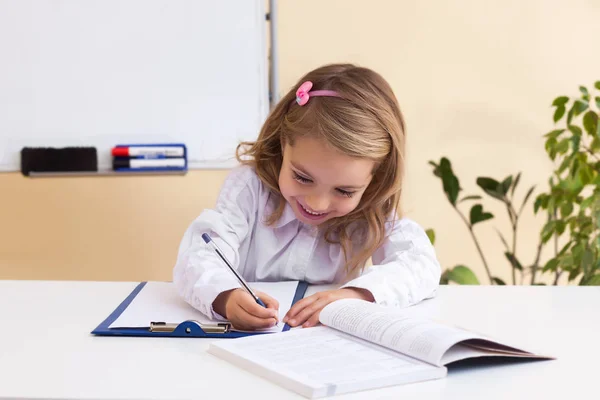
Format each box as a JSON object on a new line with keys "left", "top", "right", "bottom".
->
{"left": 236, "top": 63, "right": 406, "bottom": 275}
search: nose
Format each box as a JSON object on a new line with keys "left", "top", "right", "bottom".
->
{"left": 305, "top": 195, "right": 330, "bottom": 212}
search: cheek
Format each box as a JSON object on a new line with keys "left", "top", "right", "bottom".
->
{"left": 278, "top": 173, "right": 297, "bottom": 199}
{"left": 333, "top": 197, "right": 362, "bottom": 216}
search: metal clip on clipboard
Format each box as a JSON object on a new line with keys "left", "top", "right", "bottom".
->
{"left": 150, "top": 320, "right": 231, "bottom": 334}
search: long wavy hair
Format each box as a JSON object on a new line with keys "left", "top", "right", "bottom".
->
{"left": 236, "top": 64, "right": 406, "bottom": 276}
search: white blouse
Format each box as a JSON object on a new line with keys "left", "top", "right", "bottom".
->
{"left": 173, "top": 166, "right": 441, "bottom": 320}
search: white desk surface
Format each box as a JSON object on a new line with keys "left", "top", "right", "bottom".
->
{"left": 0, "top": 280, "right": 598, "bottom": 399}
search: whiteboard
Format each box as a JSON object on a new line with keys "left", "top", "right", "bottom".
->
{"left": 0, "top": 0, "right": 268, "bottom": 171}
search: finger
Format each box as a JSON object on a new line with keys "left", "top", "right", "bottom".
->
{"left": 256, "top": 291, "right": 280, "bottom": 321}
{"left": 256, "top": 291, "right": 279, "bottom": 311}
{"left": 232, "top": 312, "right": 278, "bottom": 331}
{"left": 302, "top": 311, "right": 322, "bottom": 328}
{"left": 287, "top": 297, "right": 330, "bottom": 327}
{"left": 283, "top": 294, "right": 319, "bottom": 322}
{"left": 239, "top": 295, "right": 279, "bottom": 319}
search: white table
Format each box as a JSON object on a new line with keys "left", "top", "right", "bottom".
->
{"left": 0, "top": 280, "right": 598, "bottom": 399}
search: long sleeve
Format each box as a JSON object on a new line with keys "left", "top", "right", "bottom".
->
{"left": 342, "top": 218, "right": 441, "bottom": 308}
{"left": 173, "top": 167, "right": 257, "bottom": 320}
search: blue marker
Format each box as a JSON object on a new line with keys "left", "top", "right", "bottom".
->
{"left": 201, "top": 233, "right": 267, "bottom": 308}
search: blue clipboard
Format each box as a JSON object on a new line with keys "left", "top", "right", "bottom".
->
{"left": 91, "top": 281, "right": 309, "bottom": 339}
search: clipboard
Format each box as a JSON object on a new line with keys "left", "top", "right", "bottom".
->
{"left": 91, "top": 281, "right": 309, "bottom": 339}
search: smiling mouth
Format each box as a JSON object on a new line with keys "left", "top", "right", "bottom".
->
{"left": 297, "top": 201, "right": 329, "bottom": 219}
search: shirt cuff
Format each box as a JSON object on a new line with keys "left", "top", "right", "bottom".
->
{"left": 340, "top": 275, "right": 410, "bottom": 308}
{"left": 191, "top": 278, "right": 241, "bottom": 321}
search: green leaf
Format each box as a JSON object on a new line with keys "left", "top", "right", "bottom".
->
{"left": 556, "top": 219, "right": 566, "bottom": 235}
{"left": 595, "top": 81, "right": 600, "bottom": 90}
{"left": 545, "top": 137, "right": 557, "bottom": 154}
{"left": 492, "top": 277, "right": 506, "bottom": 285}
{"left": 425, "top": 228, "right": 435, "bottom": 245}
{"left": 595, "top": 96, "right": 600, "bottom": 112}
{"left": 544, "top": 129, "right": 565, "bottom": 140}
{"left": 553, "top": 105, "right": 566, "bottom": 122}
{"left": 567, "top": 107, "right": 575, "bottom": 125}
{"left": 518, "top": 186, "right": 535, "bottom": 216}
{"left": 541, "top": 220, "right": 556, "bottom": 243}
{"left": 552, "top": 96, "right": 569, "bottom": 107}
{"left": 582, "top": 248, "right": 594, "bottom": 277}
{"left": 547, "top": 194, "right": 556, "bottom": 215}
{"left": 583, "top": 111, "right": 598, "bottom": 136}
{"left": 556, "top": 138, "right": 570, "bottom": 154}
{"left": 580, "top": 86, "right": 590, "bottom": 101}
{"left": 568, "top": 125, "right": 582, "bottom": 136}
{"left": 558, "top": 241, "right": 573, "bottom": 257}
{"left": 439, "top": 270, "right": 450, "bottom": 284}
{"left": 470, "top": 204, "right": 494, "bottom": 225}
{"left": 504, "top": 252, "right": 523, "bottom": 271}
{"left": 501, "top": 176, "right": 513, "bottom": 195}
{"left": 581, "top": 196, "right": 595, "bottom": 209}
{"left": 476, "top": 177, "right": 504, "bottom": 200}
{"left": 573, "top": 100, "right": 589, "bottom": 116}
{"left": 571, "top": 158, "right": 580, "bottom": 180}
{"left": 543, "top": 258, "right": 559, "bottom": 272}
{"left": 571, "top": 134, "right": 581, "bottom": 153}
{"left": 511, "top": 172, "right": 521, "bottom": 197}
{"left": 459, "top": 195, "right": 482, "bottom": 203}
{"left": 582, "top": 274, "right": 600, "bottom": 286}
{"left": 568, "top": 268, "right": 580, "bottom": 282}
{"left": 534, "top": 194, "right": 546, "bottom": 213}
{"left": 560, "top": 202, "right": 573, "bottom": 218}
{"left": 579, "top": 164, "right": 593, "bottom": 185}
{"left": 429, "top": 161, "right": 441, "bottom": 177}
{"left": 445, "top": 265, "right": 480, "bottom": 285}
{"left": 558, "top": 155, "right": 573, "bottom": 174}
{"left": 440, "top": 158, "right": 460, "bottom": 205}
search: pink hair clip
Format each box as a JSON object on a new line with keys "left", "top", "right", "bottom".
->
{"left": 295, "top": 81, "right": 341, "bottom": 106}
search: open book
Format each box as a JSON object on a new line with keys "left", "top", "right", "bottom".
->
{"left": 208, "top": 298, "right": 553, "bottom": 398}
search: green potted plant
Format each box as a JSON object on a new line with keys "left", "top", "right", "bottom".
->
{"left": 428, "top": 81, "right": 600, "bottom": 286}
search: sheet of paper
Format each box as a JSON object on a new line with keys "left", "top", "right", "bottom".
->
{"left": 208, "top": 326, "right": 445, "bottom": 397}
{"left": 109, "top": 281, "right": 299, "bottom": 333}
{"left": 319, "top": 299, "right": 484, "bottom": 366}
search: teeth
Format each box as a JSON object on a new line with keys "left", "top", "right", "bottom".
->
{"left": 301, "top": 204, "right": 324, "bottom": 216}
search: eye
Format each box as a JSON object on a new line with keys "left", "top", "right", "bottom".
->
{"left": 336, "top": 188, "right": 355, "bottom": 198}
{"left": 293, "top": 171, "right": 312, "bottom": 184}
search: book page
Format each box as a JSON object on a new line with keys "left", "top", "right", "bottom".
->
{"left": 110, "top": 281, "right": 299, "bottom": 333}
{"left": 319, "top": 299, "right": 486, "bottom": 366}
{"left": 208, "top": 326, "right": 446, "bottom": 398}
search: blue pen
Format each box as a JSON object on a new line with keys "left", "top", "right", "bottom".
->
{"left": 201, "top": 233, "right": 267, "bottom": 308}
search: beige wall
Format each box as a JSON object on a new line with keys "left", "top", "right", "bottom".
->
{"left": 2, "top": 0, "right": 600, "bottom": 283}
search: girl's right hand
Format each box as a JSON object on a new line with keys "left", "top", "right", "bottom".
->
{"left": 214, "top": 289, "right": 279, "bottom": 331}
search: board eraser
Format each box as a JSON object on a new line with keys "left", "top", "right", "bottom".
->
{"left": 20, "top": 147, "right": 98, "bottom": 176}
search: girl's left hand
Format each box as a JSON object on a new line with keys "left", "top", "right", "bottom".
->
{"left": 283, "top": 287, "right": 375, "bottom": 328}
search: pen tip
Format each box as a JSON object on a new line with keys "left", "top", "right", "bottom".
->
{"left": 201, "top": 233, "right": 211, "bottom": 244}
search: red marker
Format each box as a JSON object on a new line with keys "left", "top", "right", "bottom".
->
{"left": 112, "top": 146, "right": 185, "bottom": 157}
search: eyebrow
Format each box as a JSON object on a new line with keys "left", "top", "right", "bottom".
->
{"left": 290, "top": 162, "right": 367, "bottom": 190}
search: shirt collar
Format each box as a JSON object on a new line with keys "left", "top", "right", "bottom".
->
{"left": 274, "top": 201, "right": 298, "bottom": 228}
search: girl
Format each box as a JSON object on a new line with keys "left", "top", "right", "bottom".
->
{"left": 173, "top": 63, "right": 441, "bottom": 330}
